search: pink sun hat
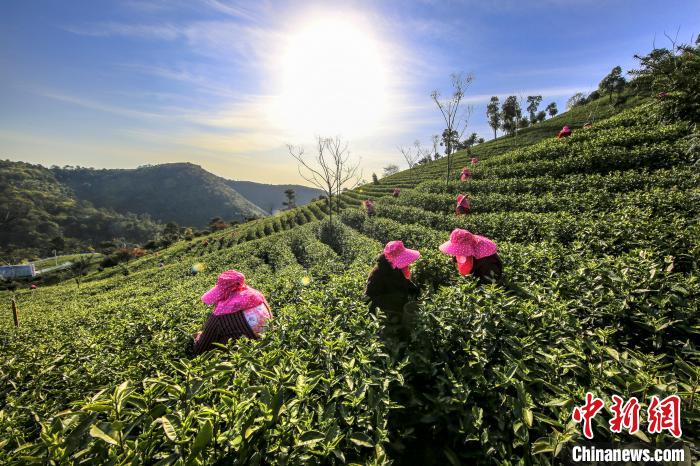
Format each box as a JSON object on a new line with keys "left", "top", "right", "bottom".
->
{"left": 201, "top": 270, "right": 269, "bottom": 316}
{"left": 456, "top": 193, "right": 469, "bottom": 206}
{"left": 384, "top": 240, "right": 421, "bottom": 269}
{"left": 439, "top": 228, "right": 497, "bottom": 259}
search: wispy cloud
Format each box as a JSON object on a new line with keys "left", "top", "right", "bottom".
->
{"left": 62, "top": 22, "right": 182, "bottom": 40}
{"left": 36, "top": 90, "right": 174, "bottom": 120}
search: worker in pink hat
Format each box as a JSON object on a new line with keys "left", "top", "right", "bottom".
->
{"left": 455, "top": 193, "right": 470, "bottom": 215}
{"left": 193, "top": 269, "right": 272, "bottom": 354}
{"left": 364, "top": 240, "right": 421, "bottom": 343}
{"left": 460, "top": 167, "right": 472, "bottom": 181}
{"left": 557, "top": 125, "right": 572, "bottom": 139}
{"left": 393, "top": 188, "right": 401, "bottom": 197}
{"left": 470, "top": 157, "right": 478, "bottom": 165}
{"left": 439, "top": 228, "right": 503, "bottom": 284}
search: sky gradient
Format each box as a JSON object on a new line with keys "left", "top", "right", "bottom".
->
{"left": 1, "top": 0, "right": 699, "bottom": 184}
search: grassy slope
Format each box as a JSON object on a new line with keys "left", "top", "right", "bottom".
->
{"left": 376, "top": 94, "right": 646, "bottom": 190}
{"left": 1, "top": 96, "right": 698, "bottom": 464}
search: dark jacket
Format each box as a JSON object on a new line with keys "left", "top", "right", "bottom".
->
{"left": 193, "top": 311, "right": 257, "bottom": 355}
{"left": 456, "top": 253, "right": 503, "bottom": 284}
{"left": 364, "top": 255, "right": 420, "bottom": 313}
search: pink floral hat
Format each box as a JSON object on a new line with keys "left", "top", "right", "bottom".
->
{"left": 384, "top": 240, "right": 421, "bottom": 269}
{"left": 439, "top": 228, "right": 497, "bottom": 259}
{"left": 201, "top": 270, "right": 268, "bottom": 316}
{"left": 456, "top": 193, "right": 469, "bottom": 207}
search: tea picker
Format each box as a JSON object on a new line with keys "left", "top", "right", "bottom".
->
{"left": 455, "top": 194, "right": 471, "bottom": 215}
{"left": 192, "top": 270, "right": 273, "bottom": 354}
{"left": 364, "top": 241, "right": 421, "bottom": 346}
{"left": 557, "top": 125, "right": 572, "bottom": 139}
{"left": 362, "top": 199, "right": 376, "bottom": 217}
{"left": 439, "top": 228, "right": 503, "bottom": 284}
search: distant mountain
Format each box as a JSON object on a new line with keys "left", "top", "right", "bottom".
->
{"left": 52, "top": 163, "right": 267, "bottom": 228}
{"left": 227, "top": 180, "right": 322, "bottom": 213}
{"left": 1, "top": 160, "right": 162, "bottom": 261}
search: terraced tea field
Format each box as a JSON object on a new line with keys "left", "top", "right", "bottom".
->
{"left": 1, "top": 98, "right": 698, "bottom": 464}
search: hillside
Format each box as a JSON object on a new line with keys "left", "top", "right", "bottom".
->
{"left": 1, "top": 91, "right": 699, "bottom": 465}
{"left": 52, "top": 163, "right": 267, "bottom": 228}
{"left": 227, "top": 180, "right": 322, "bottom": 213}
{"left": 0, "top": 160, "right": 163, "bottom": 262}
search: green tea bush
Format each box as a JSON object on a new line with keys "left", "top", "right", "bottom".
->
{"left": 2, "top": 92, "right": 698, "bottom": 464}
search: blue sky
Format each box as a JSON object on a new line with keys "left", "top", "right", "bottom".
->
{"left": 1, "top": 0, "right": 699, "bottom": 184}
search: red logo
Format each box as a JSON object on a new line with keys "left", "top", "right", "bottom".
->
{"left": 572, "top": 393, "right": 682, "bottom": 439}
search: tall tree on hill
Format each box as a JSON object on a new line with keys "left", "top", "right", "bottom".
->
{"left": 546, "top": 102, "right": 558, "bottom": 118}
{"left": 288, "top": 136, "right": 361, "bottom": 227}
{"left": 383, "top": 164, "right": 399, "bottom": 177}
{"left": 500, "top": 96, "right": 521, "bottom": 136}
{"left": 163, "top": 222, "right": 180, "bottom": 239}
{"left": 283, "top": 189, "right": 296, "bottom": 210}
{"left": 71, "top": 256, "right": 91, "bottom": 288}
{"left": 440, "top": 128, "right": 460, "bottom": 156}
{"left": 567, "top": 92, "right": 586, "bottom": 109}
{"left": 486, "top": 96, "right": 501, "bottom": 139}
{"left": 431, "top": 72, "right": 474, "bottom": 186}
{"left": 526, "top": 95, "right": 543, "bottom": 123}
{"left": 599, "top": 66, "right": 627, "bottom": 102}
{"left": 458, "top": 132, "right": 482, "bottom": 153}
{"left": 209, "top": 217, "right": 228, "bottom": 231}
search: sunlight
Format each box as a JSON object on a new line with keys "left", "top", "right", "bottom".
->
{"left": 271, "top": 15, "right": 390, "bottom": 139}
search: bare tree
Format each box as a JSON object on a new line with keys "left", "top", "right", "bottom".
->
{"left": 431, "top": 72, "right": 474, "bottom": 186}
{"left": 431, "top": 134, "right": 441, "bottom": 159}
{"left": 288, "top": 136, "right": 361, "bottom": 226}
{"left": 398, "top": 144, "right": 420, "bottom": 170}
{"left": 326, "top": 136, "right": 362, "bottom": 214}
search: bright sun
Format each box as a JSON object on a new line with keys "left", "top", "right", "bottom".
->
{"left": 272, "top": 16, "right": 390, "bottom": 139}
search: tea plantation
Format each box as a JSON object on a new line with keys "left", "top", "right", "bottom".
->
{"left": 1, "top": 98, "right": 698, "bottom": 464}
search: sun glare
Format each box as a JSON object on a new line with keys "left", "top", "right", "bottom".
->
{"left": 272, "top": 16, "right": 390, "bottom": 139}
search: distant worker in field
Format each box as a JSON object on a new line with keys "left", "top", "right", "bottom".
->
{"left": 364, "top": 240, "right": 421, "bottom": 343}
{"left": 393, "top": 188, "right": 401, "bottom": 197}
{"left": 455, "top": 193, "right": 471, "bottom": 215}
{"left": 363, "top": 199, "right": 376, "bottom": 217}
{"left": 470, "top": 157, "right": 478, "bottom": 165}
{"left": 583, "top": 122, "right": 593, "bottom": 129}
{"left": 193, "top": 269, "right": 272, "bottom": 354}
{"left": 439, "top": 228, "right": 503, "bottom": 284}
{"left": 557, "top": 125, "right": 572, "bottom": 139}
{"left": 460, "top": 167, "right": 472, "bottom": 181}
